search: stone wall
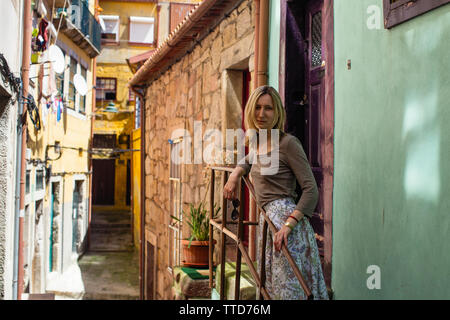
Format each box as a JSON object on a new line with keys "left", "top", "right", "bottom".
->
{"left": 143, "top": 0, "right": 255, "bottom": 299}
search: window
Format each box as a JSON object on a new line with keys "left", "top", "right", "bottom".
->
{"left": 26, "top": 170, "right": 30, "bottom": 194}
{"left": 79, "top": 66, "right": 87, "bottom": 114}
{"left": 135, "top": 97, "right": 141, "bottom": 129}
{"left": 100, "top": 15, "right": 120, "bottom": 44}
{"left": 96, "top": 78, "right": 117, "bottom": 101}
{"left": 93, "top": 134, "right": 116, "bottom": 149}
{"left": 129, "top": 89, "right": 135, "bottom": 102}
{"left": 36, "top": 169, "right": 44, "bottom": 191}
{"left": 169, "top": 3, "right": 196, "bottom": 34}
{"left": 68, "top": 57, "right": 77, "bottom": 109}
{"left": 383, "top": 0, "right": 449, "bottom": 29}
{"left": 168, "top": 139, "right": 182, "bottom": 272}
{"left": 129, "top": 16, "right": 154, "bottom": 45}
{"left": 56, "top": 50, "right": 65, "bottom": 98}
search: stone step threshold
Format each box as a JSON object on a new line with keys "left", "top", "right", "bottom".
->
{"left": 91, "top": 224, "right": 131, "bottom": 228}
{"left": 172, "top": 262, "right": 257, "bottom": 300}
{"left": 83, "top": 293, "right": 139, "bottom": 300}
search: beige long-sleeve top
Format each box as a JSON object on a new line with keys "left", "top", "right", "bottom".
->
{"left": 237, "top": 133, "right": 318, "bottom": 218}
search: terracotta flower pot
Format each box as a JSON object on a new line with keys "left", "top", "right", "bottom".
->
{"left": 181, "top": 239, "right": 216, "bottom": 268}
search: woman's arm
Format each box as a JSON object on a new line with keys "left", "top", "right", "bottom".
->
{"left": 274, "top": 137, "right": 317, "bottom": 251}
{"left": 287, "top": 136, "right": 319, "bottom": 218}
{"left": 223, "top": 166, "right": 246, "bottom": 200}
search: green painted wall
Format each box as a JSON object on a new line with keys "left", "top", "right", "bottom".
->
{"left": 333, "top": 0, "right": 450, "bottom": 299}
{"left": 268, "top": 0, "right": 280, "bottom": 90}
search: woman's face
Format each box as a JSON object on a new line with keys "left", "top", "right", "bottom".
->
{"left": 254, "top": 94, "right": 275, "bottom": 130}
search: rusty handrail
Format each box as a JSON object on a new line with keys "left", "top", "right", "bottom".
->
{"left": 209, "top": 166, "right": 313, "bottom": 300}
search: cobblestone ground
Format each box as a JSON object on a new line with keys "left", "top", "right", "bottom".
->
{"left": 78, "top": 209, "right": 140, "bottom": 300}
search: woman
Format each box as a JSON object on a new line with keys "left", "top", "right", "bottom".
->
{"left": 223, "top": 85, "right": 328, "bottom": 300}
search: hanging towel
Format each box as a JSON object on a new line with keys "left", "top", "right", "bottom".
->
{"left": 57, "top": 98, "right": 62, "bottom": 122}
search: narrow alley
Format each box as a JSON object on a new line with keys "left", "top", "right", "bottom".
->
{"left": 78, "top": 209, "right": 139, "bottom": 300}
{"left": 1, "top": 0, "right": 450, "bottom": 302}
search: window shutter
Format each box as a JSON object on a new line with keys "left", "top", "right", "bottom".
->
{"left": 129, "top": 16, "right": 154, "bottom": 44}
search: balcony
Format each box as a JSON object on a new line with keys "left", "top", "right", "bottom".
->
{"left": 53, "top": 0, "right": 101, "bottom": 58}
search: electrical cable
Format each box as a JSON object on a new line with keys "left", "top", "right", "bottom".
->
{"left": 0, "top": 53, "right": 22, "bottom": 95}
{"left": 23, "top": 93, "right": 41, "bottom": 131}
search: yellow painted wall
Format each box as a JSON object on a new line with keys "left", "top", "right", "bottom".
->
{"left": 28, "top": 31, "right": 94, "bottom": 207}
{"left": 97, "top": 0, "right": 158, "bottom": 64}
{"left": 131, "top": 128, "right": 141, "bottom": 249}
{"left": 95, "top": 1, "right": 154, "bottom": 211}
{"left": 94, "top": 63, "right": 135, "bottom": 209}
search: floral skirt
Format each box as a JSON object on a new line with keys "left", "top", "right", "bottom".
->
{"left": 258, "top": 198, "right": 329, "bottom": 300}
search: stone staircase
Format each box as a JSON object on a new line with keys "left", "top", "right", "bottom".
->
{"left": 88, "top": 209, "right": 134, "bottom": 252}
{"left": 78, "top": 209, "right": 139, "bottom": 300}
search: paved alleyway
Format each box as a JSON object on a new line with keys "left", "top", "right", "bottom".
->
{"left": 78, "top": 209, "right": 140, "bottom": 300}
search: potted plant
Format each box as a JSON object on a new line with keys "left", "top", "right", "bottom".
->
{"left": 172, "top": 202, "right": 220, "bottom": 268}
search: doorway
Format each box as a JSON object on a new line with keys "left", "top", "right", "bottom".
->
{"left": 280, "top": 0, "right": 334, "bottom": 288}
{"left": 92, "top": 159, "right": 116, "bottom": 205}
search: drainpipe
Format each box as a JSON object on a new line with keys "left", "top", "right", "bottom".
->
{"left": 88, "top": 0, "right": 99, "bottom": 252}
{"left": 130, "top": 85, "right": 145, "bottom": 300}
{"left": 257, "top": 0, "right": 269, "bottom": 87}
{"left": 14, "top": 0, "right": 32, "bottom": 300}
{"left": 87, "top": 59, "right": 96, "bottom": 250}
{"left": 249, "top": 0, "right": 269, "bottom": 262}
{"left": 254, "top": 0, "right": 260, "bottom": 89}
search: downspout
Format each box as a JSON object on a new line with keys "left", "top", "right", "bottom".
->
{"left": 249, "top": 0, "right": 269, "bottom": 262}
{"left": 88, "top": 0, "right": 99, "bottom": 252}
{"left": 15, "top": 0, "right": 32, "bottom": 300}
{"left": 257, "top": 0, "right": 269, "bottom": 87}
{"left": 254, "top": 0, "right": 260, "bottom": 89}
{"left": 130, "top": 85, "right": 145, "bottom": 300}
{"left": 12, "top": 0, "right": 26, "bottom": 300}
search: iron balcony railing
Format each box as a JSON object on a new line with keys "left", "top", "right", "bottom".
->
{"left": 208, "top": 166, "right": 313, "bottom": 300}
{"left": 70, "top": 0, "right": 102, "bottom": 53}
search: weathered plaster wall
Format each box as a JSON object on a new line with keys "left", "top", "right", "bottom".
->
{"left": 333, "top": 0, "right": 450, "bottom": 299}
{"left": 143, "top": 0, "right": 255, "bottom": 299}
{"left": 0, "top": 0, "right": 22, "bottom": 300}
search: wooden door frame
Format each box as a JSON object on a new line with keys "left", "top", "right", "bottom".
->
{"left": 279, "top": 0, "right": 334, "bottom": 289}
{"left": 144, "top": 228, "right": 157, "bottom": 300}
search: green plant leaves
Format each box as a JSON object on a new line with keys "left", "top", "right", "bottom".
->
{"left": 181, "top": 202, "right": 221, "bottom": 244}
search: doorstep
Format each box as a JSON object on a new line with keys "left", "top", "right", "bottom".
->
{"left": 172, "top": 266, "right": 213, "bottom": 300}
{"left": 212, "top": 262, "right": 257, "bottom": 300}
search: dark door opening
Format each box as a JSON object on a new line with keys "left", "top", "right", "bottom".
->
{"left": 281, "top": 0, "right": 334, "bottom": 288}
{"left": 92, "top": 159, "right": 115, "bottom": 205}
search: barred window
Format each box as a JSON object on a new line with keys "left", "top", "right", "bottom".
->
{"left": 96, "top": 78, "right": 117, "bottom": 101}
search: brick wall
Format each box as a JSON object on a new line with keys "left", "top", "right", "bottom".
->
{"left": 143, "top": 0, "right": 255, "bottom": 299}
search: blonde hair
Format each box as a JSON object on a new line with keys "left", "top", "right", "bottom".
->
{"left": 244, "top": 85, "right": 286, "bottom": 132}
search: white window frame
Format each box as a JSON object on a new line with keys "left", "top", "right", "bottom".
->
{"left": 99, "top": 15, "right": 120, "bottom": 43}
{"left": 48, "top": 176, "right": 63, "bottom": 275}
{"left": 129, "top": 16, "right": 155, "bottom": 45}
{"left": 72, "top": 175, "right": 87, "bottom": 257}
{"left": 167, "top": 138, "right": 183, "bottom": 274}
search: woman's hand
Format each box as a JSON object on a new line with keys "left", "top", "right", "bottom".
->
{"left": 223, "top": 167, "right": 245, "bottom": 200}
{"left": 274, "top": 225, "right": 292, "bottom": 252}
{"left": 223, "top": 175, "right": 238, "bottom": 200}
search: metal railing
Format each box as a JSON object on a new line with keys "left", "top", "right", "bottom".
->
{"left": 70, "top": 0, "right": 102, "bottom": 52}
{"left": 208, "top": 166, "right": 313, "bottom": 300}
